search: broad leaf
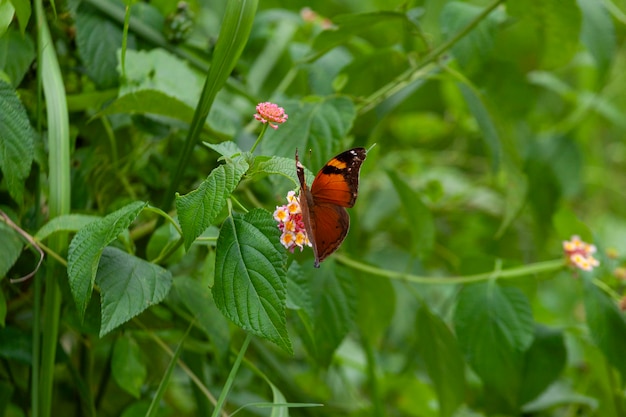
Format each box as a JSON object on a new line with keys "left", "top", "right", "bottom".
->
{"left": 213, "top": 209, "right": 291, "bottom": 352}
{"left": 508, "top": 0, "right": 581, "bottom": 69}
{"left": 416, "top": 303, "right": 465, "bottom": 417}
{"left": 67, "top": 201, "right": 147, "bottom": 319}
{"left": 75, "top": 2, "right": 134, "bottom": 88}
{"left": 35, "top": 214, "right": 100, "bottom": 241}
{"left": 0, "top": 79, "right": 34, "bottom": 203}
{"left": 388, "top": 170, "right": 435, "bottom": 258}
{"left": 583, "top": 279, "right": 626, "bottom": 381}
{"left": 97, "top": 247, "right": 172, "bottom": 336}
{"left": 0, "top": 220, "right": 22, "bottom": 279}
{"left": 262, "top": 96, "right": 356, "bottom": 170}
{"left": 0, "top": 29, "right": 35, "bottom": 86}
{"left": 552, "top": 207, "right": 592, "bottom": 243}
{"left": 112, "top": 335, "right": 147, "bottom": 398}
{"left": 578, "top": 0, "right": 614, "bottom": 77}
{"left": 176, "top": 157, "right": 249, "bottom": 249}
{"left": 453, "top": 282, "right": 534, "bottom": 409}
{"left": 496, "top": 161, "right": 528, "bottom": 238}
{"left": 101, "top": 90, "right": 196, "bottom": 125}
{"left": 354, "top": 272, "right": 395, "bottom": 344}
{"left": 520, "top": 325, "right": 566, "bottom": 404}
{"left": 0, "top": 1, "right": 13, "bottom": 38}
{"left": 204, "top": 141, "right": 244, "bottom": 158}
{"left": 8, "top": 0, "right": 30, "bottom": 33}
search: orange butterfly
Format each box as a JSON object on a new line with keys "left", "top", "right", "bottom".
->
{"left": 296, "top": 148, "right": 367, "bottom": 268}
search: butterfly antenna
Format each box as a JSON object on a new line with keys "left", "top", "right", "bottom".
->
{"left": 366, "top": 143, "right": 377, "bottom": 153}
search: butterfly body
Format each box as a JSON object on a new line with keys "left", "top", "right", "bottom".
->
{"left": 296, "top": 148, "right": 367, "bottom": 267}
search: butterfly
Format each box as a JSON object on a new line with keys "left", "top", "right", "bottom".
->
{"left": 296, "top": 147, "right": 367, "bottom": 268}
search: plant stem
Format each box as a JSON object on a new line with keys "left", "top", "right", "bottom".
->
{"left": 211, "top": 334, "right": 252, "bottom": 417}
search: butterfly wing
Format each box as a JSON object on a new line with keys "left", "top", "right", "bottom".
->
{"left": 309, "top": 202, "right": 350, "bottom": 267}
{"left": 310, "top": 148, "right": 366, "bottom": 208}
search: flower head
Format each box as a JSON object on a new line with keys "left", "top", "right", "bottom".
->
{"left": 254, "top": 102, "right": 288, "bottom": 130}
{"left": 274, "top": 191, "right": 311, "bottom": 253}
{"left": 563, "top": 235, "right": 600, "bottom": 272}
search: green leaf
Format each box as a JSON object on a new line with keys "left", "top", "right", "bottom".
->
{"left": 583, "top": 279, "right": 626, "bottom": 381}
{"left": 496, "top": 161, "right": 528, "bottom": 238}
{"left": 552, "top": 206, "right": 592, "bottom": 243}
{"left": 578, "top": 0, "right": 614, "bottom": 77}
{"left": 285, "top": 262, "right": 313, "bottom": 317}
{"left": 75, "top": 2, "right": 134, "bottom": 88}
{"left": 97, "top": 247, "right": 172, "bottom": 336}
{"left": 101, "top": 90, "right": 196, "bottom": 125}
{"left": 354, "top": 273, "right": 395, "bottom": 344}
{"left": 204, "top": 141, "right": 244, "bottom": 158}
{"left": 67, "top": 201, "right": 147, "bottom": 319}
{"left": 388, "top": 170, "right": 435, "bottom": 258}
{"left": 308, "top": 11, "right": 410, "bottom": 61}
{"left": 176, "top": 157, "right": 249, "bottom": 250}
{"left": 458, "top": 83, "right": 501, "bottom": 172}
{"left": 34, "top": 214, "right": 100, "bottom": 241}
{"left": 112, "top": 334, "right": 147, "bottom": 398}
{"left": 416, "top": 303, "right": 465, "bottom": 417}
{"left": 262, "top": 96, "right": 357, "bottom": 170}
{"left": 0, "top": 79, "right": 35, "bottom": 203}
{"left": 0, "top": 1, "right": 14, "bottom": 38}
{"left": 440, "top": 2, "right": 504, "bottom": 72}
{"left": 453, "top": 282, "right": 534, "bottom": 409}
{"left": 0, "top": 288, "right": 6, "bottom": 326}
{"left": 308, "top": 262, "right": 356, "bottom": 367}
{"left": 0, "top": 326, "right": 31, "bottom": 363}
{"left": 0, "top": 29, "right": 35, "bottom": 86}
{"left": 212, "top": 209, "right": 291, "bottom": 352}
{"left": 508, "top": 0, "right": 582, "bottom": 69}
{"left": 519, "top": 325, "right": 566, "bottom": 404}
{"left": 0, "top": 220, "right": 22, "bottom": 279}
{"left": 8, "top": 0, "right": 30, "bottom": 33}
{"left": 247, "top": 155, "right": 314, "bottom": 187}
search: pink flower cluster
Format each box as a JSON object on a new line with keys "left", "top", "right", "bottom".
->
{"left": 273, "top": 191, "right": 311, "bottom": 252}
{"left": 563, "top": 235, "right": 600, "bottom": 272}
{"left": 254, "top": 102, "right": 288, "bottom": 130}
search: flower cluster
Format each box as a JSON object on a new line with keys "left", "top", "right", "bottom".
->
{"left": 254, "top": 102, "right": 288, "bottom": 130}
{"left": 273, "top": 191, "right": 311, "bottom": 252}
{"left": 563, "top": 235, "right": 600, "bottom": 272}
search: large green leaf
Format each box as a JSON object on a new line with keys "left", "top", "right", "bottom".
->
{"left": 67, "top": 201, "right": 147, "bottom": 319}
{"left": 0, "top": 220, "right": 22, "bottom": 280}
{"left": 440, "top": 1, "right": 504, "bottom": 72}
{"left": 519, "top": 325, "right": 566, "bottom": 405}
{"left": 111, "top": 334, "right": 147, "bottom": 398}
{"left": 212, "top": 209, "right": 291, "bottom": 352}
{"left": 97, "top": 247, "right": 172, "bottom": 336}
{"left": 75, "top": 2, "right": 135, "bottom": 88}
{"left": 35, "top": 214, "right": 101, "bottom": 242}
{"left": 583, "top": 279, "right": 626, "bottom": 381}
{"left": 8, "top": 0, "right": 30, "bottom": 33}
{"left": 0, "top": 1, "right": 13, "bottom": 38}
{"left": 101, "top": 90, "right": 195, "bottom": 125}
{"left": 0, "top": 29, "right": 35, "bottom": 86}
{"left": 578, "top": 0, "right": 614, "bottom": 77}
{"left": 416, "top": 303, "right": 465, "bottom": 417}
{"left": 354, "top": 273, "right": 395, "bottom": 344}
{"left": 508, "top": 0, "right": 582, "bottom": 69}
{"left": 388, "top": 170, "right": 435, "bottom": 258}
{"left": 262, "top": 96, "right": 356, "bottom": 170}
{"left": 176, "top": 157, "right": 249, "bottom": 249}
{"left": 0, "top": 79, "right": 34, "bottom": 203}
{"left": 453, "top": 282, "right": 534, "bottom": 410}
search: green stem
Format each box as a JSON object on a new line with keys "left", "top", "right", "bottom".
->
{"left": 249, "top": 124, "right": 268, "bottom": 154}
{"left": 211, "top": 334, "right": 252, "bottom": 417}
{"left": 359, "top": 0, "right": 505, "bottom": 114}
{"left": 335, "top": 254, "right": 566, "bottom": 284}
{"left": 362, "top": 337, "right": 384, "bottom": 417}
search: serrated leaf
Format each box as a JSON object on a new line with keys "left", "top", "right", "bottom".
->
{"left": 101, "top": 89, "right": 196, "bottom": 124}
{"left": 520, "top": 325, "right": 566, "bottom": 404}
{"left": 213, "top": 209, "right": 290, "bottom": 352}
{"left": 34, "top": 214, "right": 100, "bottom": 241}
{"left": 0, "top": 221, "right": 22, "bottom": 279}
{"left": 0, "top": 29, "right": 35, "bottom": 86}
{"left": 307, "top": 262, "right": 356, "bottom": 367}
{"left": 97, "top": 247, "right": 172, "bottom": 336}
{"left": 248, "top": 155, "right": 314, "bottom": 186}
{"left": 204, "top": 141, "right": 244, "bottom": 158}
{"left": 262, "top": 96, "right": 356, "bottom": 170}
{"left": 75, "top": 2, "right": 134, "bottom": 88}
{"left": 8, "top": 0, "right": 30, "bottom": 33}
{"left": 0, "top": 79, "right": 34, "bottom": 203}
{"left": 67, "top": 201, "right": 147, "bottom": 319}
{"left": 453, "top": 282, "right": 534, "bottom": 409}
{"left": 416, "top": 303, "right": 465, "bottom": 417}
{"left": 508, "top": 0, "right": 581, "bottom": 69}
{"left": 286, "top": 262, "right": 313, "bottom": 318}
{"left": 583, "top": 279, "right": 626, "bottom": 381}
{"left": 440, "top": 2, "right": 504, "bottom": 72}
{"left": 112, "top": 335, "right": 147, "bottom": 398}
{"left": 176, "top": 157, "right": 249, "bottom": 249}
{"left": 388, "top": 170, "right": 435, "bottom": 258}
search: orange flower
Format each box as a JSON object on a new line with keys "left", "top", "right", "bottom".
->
{"left": 563, "top": 235, "right": 600, "bottom": 272}
{"left": 254, "top": 102, "right": 288, "bottom": 130}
